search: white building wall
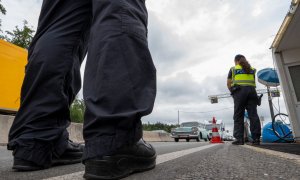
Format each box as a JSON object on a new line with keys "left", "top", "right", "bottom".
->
{"left": 273, "top": 48, "right": 300, "bottom": 142}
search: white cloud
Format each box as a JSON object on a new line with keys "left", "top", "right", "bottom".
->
{"left": 1, "top": 0, "right": 42, "bottom": 31}
{"left": 252, "top": 2, "right": 263, "bottom": 17}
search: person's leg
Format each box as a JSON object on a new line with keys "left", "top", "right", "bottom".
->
{"left": 83, "top": 0, "right": 156, "bottom": 161}
{"left": 232, "top": 87, "right": 247, "bottom": 143}
{"left": 8, "top": 0, "right": 92, "bottom": 168}
{"left": 83, "top": 0, "right": 156, "bottom": 178}
{"left": 246, "top": 88, "right": 261, "bottom": 143}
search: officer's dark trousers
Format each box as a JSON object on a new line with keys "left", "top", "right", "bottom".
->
{"left": 232, "top": 86, "right": 261, "bottom": 141}
{"left": 8, "top": 0, "right": 156, "bottom": 167}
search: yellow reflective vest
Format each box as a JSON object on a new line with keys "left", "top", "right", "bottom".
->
{"left": 231, "top": 64, "right": 256, "bottom": 87}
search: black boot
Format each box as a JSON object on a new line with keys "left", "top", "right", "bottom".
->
{"left": 232, "top": 139, "right": 244, "bottom": 145}
{"left": 84, "top": 139, "right": 156, "bottom": 180}
{"left": 12, "top": 140, "right": 84, "bottom": 171}
{"left": 251, "top": 139, "right": 260, "bottom": 145}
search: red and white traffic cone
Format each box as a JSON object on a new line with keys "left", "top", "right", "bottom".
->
{"left": 210, "top": 117, "right": 224, "bottom": 143}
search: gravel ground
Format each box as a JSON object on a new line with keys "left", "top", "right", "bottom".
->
{"left": 2, "top": 142, "right": 300, "bottom": 180}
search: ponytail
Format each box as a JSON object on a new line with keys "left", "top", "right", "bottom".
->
{"left": 235, "top": 54, "right": 251, "bottom": 74}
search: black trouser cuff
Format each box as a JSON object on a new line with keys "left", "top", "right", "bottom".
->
{"left": 9, "top": 134, "right": 69, "bottom": 167}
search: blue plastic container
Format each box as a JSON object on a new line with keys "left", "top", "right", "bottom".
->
{"left": 262, "top": 121, "right": 293, "bottom": 143}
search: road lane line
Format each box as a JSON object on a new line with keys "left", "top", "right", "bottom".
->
{"left": 44, "top": 143, "right": 220, "bottom": 180}
{"left": 156, "top": 143, "right": 219, "bottom": 164}
{"left": 243, "top": 145, "right": 300, "bottom": 165}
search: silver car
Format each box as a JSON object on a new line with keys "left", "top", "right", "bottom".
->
{"left": 171, "top": 121, "right": 209, "bottom": 142}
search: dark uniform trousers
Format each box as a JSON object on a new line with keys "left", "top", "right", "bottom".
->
{"left": 232, "top": 86, "right": 261, "bottom": 141}
{"left": 8, "top": 0, "right": 156, "bottom": 167}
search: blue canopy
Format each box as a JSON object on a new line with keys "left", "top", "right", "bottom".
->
{"left": 257, "top": 68, "right": 280, "bottom": 87}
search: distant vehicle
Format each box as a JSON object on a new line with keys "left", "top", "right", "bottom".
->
{"left": 223, "top": 130, "right": 234, "bottom": 141}
{"left": 204, "top": 119, "right": 225, "bottom": 140}
{"left": 171, "top": 121, "right": 209, "bottom": 142}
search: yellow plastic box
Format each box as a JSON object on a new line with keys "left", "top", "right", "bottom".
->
{"left": 0, "top": 39, "right": 27, "bottom": 113}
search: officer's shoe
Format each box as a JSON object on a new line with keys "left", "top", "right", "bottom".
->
{"left": 251, "top": 139, "right": 260, "bottom": 146}
{"left": 52, "top": 140, "right": 84, "bottom": 165}
{"left": 232, "top": 139, "right": 244, "bottom": 145}
{"left": 12, "top": 140, "right": 84, "bottom": 171}
{"left": 83, "top": 139, "right": 157, "bottom": 180}
{"left": 12, "top": 158, "right": 45, "bottom": 171}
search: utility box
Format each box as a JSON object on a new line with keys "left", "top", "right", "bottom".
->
{"left": 210, "top": 97, "right": 218, "bottom": 104}
{"left": 0, "top": 39, "right": 27, "bottom": 113}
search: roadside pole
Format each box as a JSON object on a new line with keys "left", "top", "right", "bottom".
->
{"left": 178, "top": 110, "right": 180, "bottom": 126}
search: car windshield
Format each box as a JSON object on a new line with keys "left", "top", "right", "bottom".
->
{"left": 181, "top": 122, "right": 199, "bottom": 127}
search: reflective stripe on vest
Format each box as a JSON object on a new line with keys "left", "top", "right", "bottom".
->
{"left": 231, "top": 65, "right": 256, "bottom": 87}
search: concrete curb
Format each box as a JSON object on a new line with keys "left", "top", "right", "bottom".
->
{"left": 67, "top": 122, "right": 84, "bottom": 144}
{"left": 157, "top": 132, "right": 173, "bottom": 142}
{"left": 0, "top": 115, "right": 173, "bottom": 145}
{"left": 143, "top": 131, "right": 173, "bottom": 142}
{"left": 243, "top": 145, "right": 300, "bottom": 165}
{"left": 0, "top": 115, "right": 14, "bottom": 145}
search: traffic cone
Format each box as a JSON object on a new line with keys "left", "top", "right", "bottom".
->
{"left": 210, "top": 117, "right": 224, "bottom": 143}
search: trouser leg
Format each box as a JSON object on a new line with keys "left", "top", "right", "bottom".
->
{"left": 233, "top": 88, "right": 247, "bottom": 140}
{"left": 246, "top": 89, "right": 261, "bottom": 140}
{"left": 83, "top": 0, "right": 156, "bottom": 160}
{"left": 8, "top": 0, "right": 92, "bottom": 166}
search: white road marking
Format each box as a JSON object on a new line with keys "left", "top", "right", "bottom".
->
{"left": 44, "top": 143, "right": 220, "bottom": 180}
{"left": 156, "top": 143, "right": 219, "bottom": 164}
{"left": 243, "top": 145, "right": 300, "bottom": 165}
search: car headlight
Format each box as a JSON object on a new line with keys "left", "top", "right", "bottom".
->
{"left": 191, "top": 128, "right": 198, "bottom": 135}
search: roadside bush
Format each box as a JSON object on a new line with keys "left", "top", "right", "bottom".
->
{"left": 142, "top": 122, "right": 179, "bottom": 133}
{"left": 70, "top": 98, "right": 85, "bottom": 123}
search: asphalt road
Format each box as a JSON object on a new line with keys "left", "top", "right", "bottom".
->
{"left": 1, "top": 142, "right": 300, "bottom": 180}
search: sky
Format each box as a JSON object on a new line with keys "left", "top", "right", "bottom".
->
{"left": 0, "top": 0, "right": 292, "bottom": 132}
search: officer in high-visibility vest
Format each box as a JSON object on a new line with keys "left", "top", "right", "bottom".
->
{"left": 227, "top": 54, "right": 261, "bottom": 145}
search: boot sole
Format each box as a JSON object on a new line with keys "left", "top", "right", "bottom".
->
{"left": 83, "top": 154, "right": 157, "bottom": 180}
{"left": 12, "top": 165, "right": 45, "bottom": 171}
{"left": 13, "top": 158, "right": 82, "bottom": 172}
{"left": 13, "top": 152, "right": 83, "bottom": 171}
{"left": 52, "top": 151, "right": 83, "bottom": 165}
{"left": 232, "top": 143, "right": 244, "bottom": 145}
{"left": 52, "top": 157, "right": 82, "bottom": 166}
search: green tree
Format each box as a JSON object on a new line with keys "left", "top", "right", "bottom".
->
{"left": 70, "top": 98, "right": 85, "bottom": 123}
{"left": 0, "top": 0, "right": 6, "bottom": 38}
{"left": 142, "top": 122, "right": 178, "bottom": 133}
{"left": 0, "top": 0, "right": 5, "bottom": 14}
{"left": 4, "top": 20, "right": 35, "bottom": 49}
